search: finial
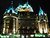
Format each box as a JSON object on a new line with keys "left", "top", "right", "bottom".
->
{"left": 11, "top": 1, "right": 13, "bottom": 8}
{"left": 27, "top": 0, "right": 28, "bottom": 4}
{"left": 6, "top": 9, "right": 7, "bottom": 10}
{"left": 11, "top": 1, "right": 13, "bottom": 5}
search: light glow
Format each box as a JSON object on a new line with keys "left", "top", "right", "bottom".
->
{"left": 21, "top": 35, "right": 24, "bottom": 38}
{"left": 30, "top": 35, "right": 34, "bottom": 37}
{"left": 3, "top": 28, "right": 5, "bottom": 34}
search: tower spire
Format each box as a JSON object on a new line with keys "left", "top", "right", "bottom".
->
{"left": 26, "top": 0, "right": 29, "bottom": 4}
{"left": 27, "top": 0, "right": 28, "bottom": 3}
{"left": 39, "top": 7, "right": 44, "bottom": 16}
{"left": 11, "top": 1, "right": 13, "bottom": 5}
{"left": 11, "top": 1, "right": 13, "bottom": 7}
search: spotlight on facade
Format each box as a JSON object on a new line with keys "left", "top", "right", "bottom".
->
{"left": 38, "top": 21, "right": 40, "bottom": 22}
{"left": 44, "top": 20, "right": 46, "bottom": 21}
{"left": 30, "top": 35, "right": 34, "bottom": 37}
{"left": 21, "top": 35, "right": 24, "bottom": 38}
{"left": 26, "top": 35, "right": 28, "bottom": 38}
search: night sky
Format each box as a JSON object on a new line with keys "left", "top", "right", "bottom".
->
{"left": 0, "top": 0, "right": 50, "bottom": 32}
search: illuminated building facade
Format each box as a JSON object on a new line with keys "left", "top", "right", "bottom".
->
{"left": 2, "top": 1, "right": 49, "bottom": 36}
{"left": 2, "top": 1, "right": 38, "bottom": 35}
{"left": 38, "top": 7, "right": 48, "bottom": 33}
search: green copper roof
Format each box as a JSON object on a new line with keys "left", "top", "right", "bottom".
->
{"left": 39, "top": 7, "right": 44, "bottom": 16}
{"left": 15, "top": 2, "right": 34, "bottom": 12}
{"left": 4, "top": 6, "right": 17, "bottom": 14}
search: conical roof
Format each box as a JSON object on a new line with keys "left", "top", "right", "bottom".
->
{"left": 39, "top": 7, "right": 44, "bottom": 16}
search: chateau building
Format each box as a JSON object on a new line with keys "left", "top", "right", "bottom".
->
{"left": 2, "top": 1, "right": 49, "bottom": 35}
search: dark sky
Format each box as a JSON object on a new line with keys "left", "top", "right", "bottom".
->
{"left": 0, "top": 0, "right": 50, "bottom": 29}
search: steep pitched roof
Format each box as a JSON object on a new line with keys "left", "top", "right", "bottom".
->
{"left": 15, "top": 2, "right": 34, "bottom": 12}
{"left": 39, "top": 7, "right": 44, "bottom": 16}
{"left": 4, "top": 6, "right": 17, "bottom": 14}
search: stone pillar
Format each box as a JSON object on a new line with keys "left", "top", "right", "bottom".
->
{"left": 13, "top": 18, "right": 15, "bottom": 34}
{"left": 44, "top": 22, "right": 48, "bottom": 33}
{"left": 38, "top": 21, "right": 43, "bottom": 33}
{"left": 6, "top": 25, "right": 9, "bottom": 34}
{"left": 3, "top": 20, "right": 6, "bottom": 34}
{"left": 38, "top": 21, "right": 40, "bottom": 33}
{"left": 16, "top": 18, "right": 19, "bottom": 33}
{"left": 39, "top": 24, "right": 43, "bottom": 33}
